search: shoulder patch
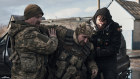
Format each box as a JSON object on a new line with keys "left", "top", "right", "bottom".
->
{"left": 24, "top": 33, "right": 36, "bottom": 39}
{"left": 23, "top": 27, "right": 39, "bottom": 39}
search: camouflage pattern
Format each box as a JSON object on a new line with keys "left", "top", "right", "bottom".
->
{"left": 75, "top": 22, "right": 95, "bottom": 37}
{"left": 8, "top": 21, "right": 58, "bottom": 79}
{"left": 47, "top": 23, "right": 98, "bottom": 79}
{"left": 55, "top": 42, "right": 97, "bottom": 79}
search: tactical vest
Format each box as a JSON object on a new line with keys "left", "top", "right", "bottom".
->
{"left": 55, "top": 29, "right": 91, "bottom": 79}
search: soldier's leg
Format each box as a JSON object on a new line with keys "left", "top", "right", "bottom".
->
{"left": 102, "top": 69, "right": 117, "bottom": 79}
{"left": 102, "top": 63, "right": 117, "bottom": 79}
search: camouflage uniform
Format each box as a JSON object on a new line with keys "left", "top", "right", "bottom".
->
{"left": 47, "top": 22, "right": 98, "bottom": 79}
{"left": 8, "top": 21, "right": 58, "bottom": 79}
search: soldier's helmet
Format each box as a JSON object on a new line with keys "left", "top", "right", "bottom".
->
{"left": 75, "top": 22, "right": 95, "bottom": 37}
{"left": 24, "top": 4, "right": 44, "bottom": 20}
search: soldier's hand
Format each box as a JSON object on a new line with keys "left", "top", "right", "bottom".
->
{"left": 91, "top": 69, "right": 98, "bottom": 79}
{"left": 48, "top": 28, "right": 57, "bottom": 37}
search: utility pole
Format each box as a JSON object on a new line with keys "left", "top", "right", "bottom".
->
{"left": 98, "top": 0, "right": 100, "bottom": 9}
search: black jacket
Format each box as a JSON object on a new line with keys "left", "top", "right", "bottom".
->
{"left": 91, "top": 22, "right": 121, "bottom": 58}
{"left": 91, "top": 7, "right": 121, "bottom": 61}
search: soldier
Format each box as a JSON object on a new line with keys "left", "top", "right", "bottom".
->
{"left": 47, "top": 22, "right": 98, "bottom": 79}
{"left": 89, "top": 7, "right": 121, "bottom": 79}
{"left": 8, "top": 4, "right": 58, "bottom": 79}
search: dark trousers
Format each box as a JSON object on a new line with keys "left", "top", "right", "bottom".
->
{"left": 94, "top": 61, "right": 117, "bottom": 79}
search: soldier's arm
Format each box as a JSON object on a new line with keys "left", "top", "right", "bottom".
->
{"left": 39, "top": 24, "right": 68, "bottom": 41}
{"left": 87, "top": 52, "right": 98, "bottom": 72}
{"left": 39, "top": 24, "right": 57, "bottom": 34}
{"left": 85, "top": 44, "right": 98, "bottom": 77}
{"left": 87, "top": 54, "right": 98, "bottom": 79}
{"left": 55, "top": 25, "right": 68, "bottom": 41}
{"left": 22, "top": 29, "right": 58, "bottom": 55}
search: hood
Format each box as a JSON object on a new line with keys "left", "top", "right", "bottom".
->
{"left": 8, "top": 21, "right": 28, "bottom": 37}
{"left": 92, "top": 7, "right": 112, "bottom": 26}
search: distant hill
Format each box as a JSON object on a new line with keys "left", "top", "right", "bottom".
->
{"left": 41, "top": 17, "right": 92, "bottom": 30}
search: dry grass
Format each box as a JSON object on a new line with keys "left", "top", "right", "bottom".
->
{"left": 0, "top": 25, "right": 8, "bottom": 38}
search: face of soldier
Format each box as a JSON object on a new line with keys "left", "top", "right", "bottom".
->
{"left": 27, "top": 14, "right": 42, "bottom": 26}
{"left": 77, "top": 34, "right": 89, "bottom": 46}
{"left": 96, "top": 15, "right": 107, "bottom": 30}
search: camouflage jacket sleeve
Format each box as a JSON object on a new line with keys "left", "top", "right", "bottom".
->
{"left": 39, "top": 24, "right": 68, "bottom": 41}
{"left": 56, "top": 25, "right": 68, "bottom": 41}
{"left": 87, "top": 58, "right": 98, "bottom": 71}
{"left": 16, "top": 27, "right": 58, "bottom": 55}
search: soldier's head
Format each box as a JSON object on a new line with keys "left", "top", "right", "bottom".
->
{"left": 92, "top": 7, "right": 112, "bottom": 30}
{"left": 24, "top": 4, "right": 44, "bottom": 26}
{"left": 75, "top": 22, "right": 95, "bottom": 46}
{"left": 95, "top": 15, "right": 107, "bottom": 30}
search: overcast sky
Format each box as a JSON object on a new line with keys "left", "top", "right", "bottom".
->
{"left": 0, "top": 0, "right": 112, "bottom": 26}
